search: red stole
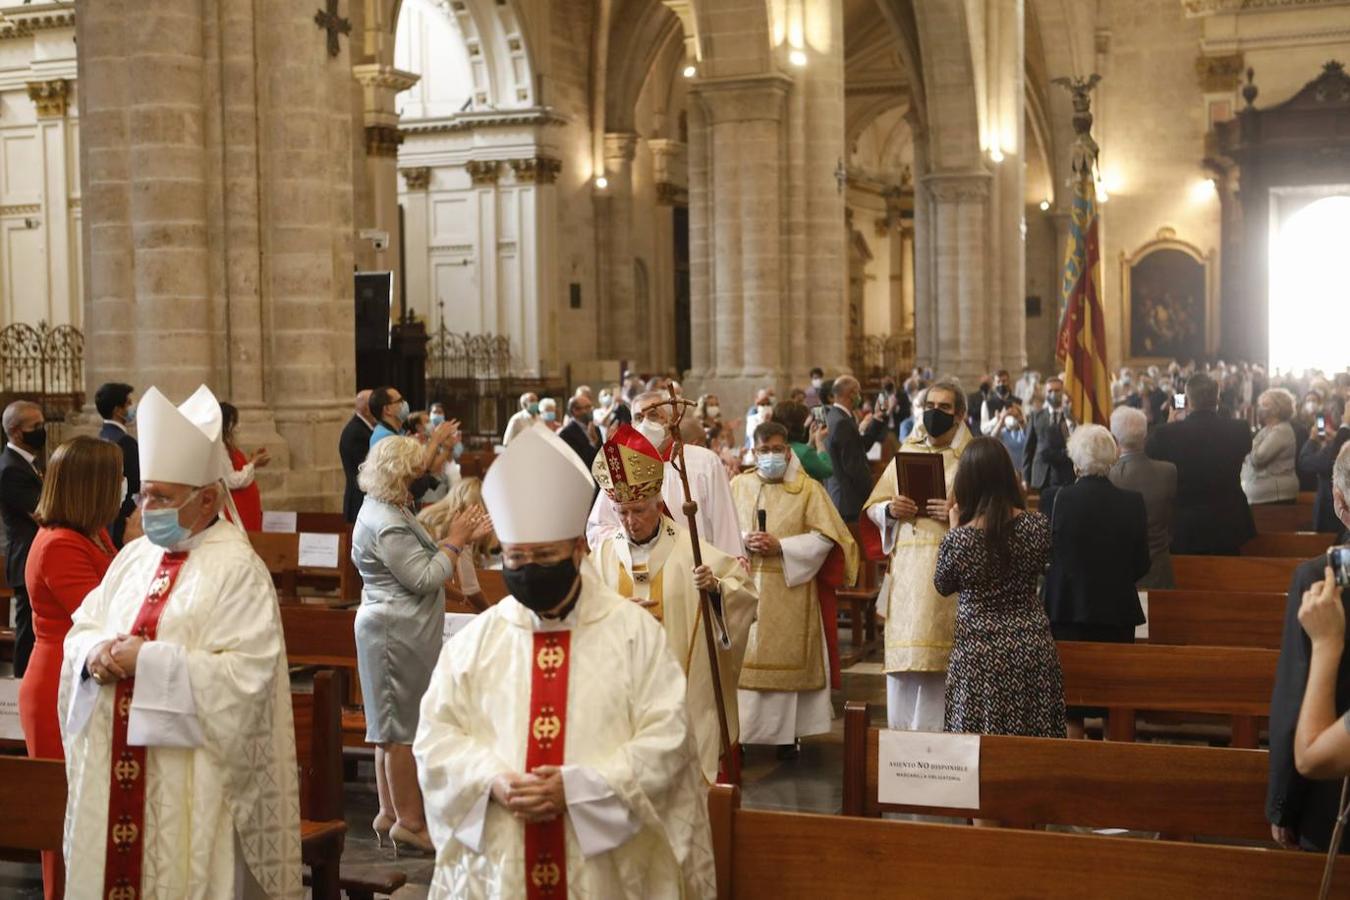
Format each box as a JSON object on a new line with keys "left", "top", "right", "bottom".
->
{"left": 525, "top": 630, "right": 571, "bottom": 899}
{"left": 102, "top": 551, "right": 190, "bottom": 900}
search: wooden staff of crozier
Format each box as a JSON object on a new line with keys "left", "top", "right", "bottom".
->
{"left": 656, "top": 388, "right": 738, "bottom": 784}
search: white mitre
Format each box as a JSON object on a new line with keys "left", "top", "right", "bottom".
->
{"left": 137, "top": 385, "right": 229, "bottom": 487}
{"left": 483, "top": 422, "right": 594, "bottom": 543}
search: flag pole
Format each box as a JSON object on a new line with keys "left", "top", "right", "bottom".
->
{"left": 657, "top": 388, "right": 738, "bottom": 784}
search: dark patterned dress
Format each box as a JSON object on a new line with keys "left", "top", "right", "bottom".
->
{"left": 934, "top": 512, "right": 1067, "bottom": 737}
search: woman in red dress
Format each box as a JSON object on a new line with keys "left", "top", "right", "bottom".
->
{"left": 220, "top": 401, "right": 270, "bottom": 531}
{"left": 20, "top": 435, "right": 123, "bottom": 900}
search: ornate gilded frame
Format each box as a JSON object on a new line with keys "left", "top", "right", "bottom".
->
{"left": 1120, "top": 227, "right": 1218, "bottom": 366}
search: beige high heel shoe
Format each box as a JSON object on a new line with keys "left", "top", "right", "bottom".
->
{"left": 390, "top": 823, "right": 436, "bottom": 858}
{"left": 372, "top": 812, "right": 395, "bottom": 848}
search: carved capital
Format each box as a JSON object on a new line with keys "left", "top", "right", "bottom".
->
{"left": 26, "top": 79, "right": 69, "bottom": 118}
{"left": 508, "top": 157, "right": 562, "bottom": 184}
{"left": 655, "top": 182, "right": 688, "bottom": 206}
{"left": 465, "top": 159, "right": 501, "bottom": 186}
{"left": 922, "top": 171, "right": 991, "bottom": 202}
{"left": 603, "top": 132, "right": 640, "bottom": 165}
{"left": 1196, "top": 53, "right": 1244, "bottom": 93}
{"left": 693, "top": 73, "right": 792, "bottom": 124}
{"left": 401, "top": 167, "right": 432, "bottom": 190}
{"left": 365, "top": 124, "right": 403, "bottom": 158}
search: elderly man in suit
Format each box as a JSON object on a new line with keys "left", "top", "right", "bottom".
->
{"left": 94, "top": 382, "right": 139, "bottom": 546}
{"left": 1022, "top": 376, "right": 1076, "bottom": 495}
{"left": 824, "top": 375, "right": 881, "bottom": 522}
{"left": 1268, "top": 441, "right": 1350, "bottom": 851}
{"left": 339, "top": 389, "right": 375, "bottom": 523}
{"left": 0, "top": 400, "right": 45, "bottom": 676}
{"left": 1109, "top": 406, "right": 1177, "bottom": 589}
{"left": 1145, "top": 372, "right": 1256, "bottom": 555}
{"left": 558, "top": 392, "right": 601, "bottom": 469}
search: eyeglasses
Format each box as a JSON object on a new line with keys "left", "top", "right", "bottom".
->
{"left": 501, "top": 545, "right": 574, "bottom": 570}
{"left": 753, "top": 448, "right": 788, "bottom": 457}
{"left": 132, "top": 488, "right": 199, "bottom": 511}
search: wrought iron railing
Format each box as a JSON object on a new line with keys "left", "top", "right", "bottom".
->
{"left": 424, "top": 325, "right": 563, "bottom": 440}
{"left": 0, "top": 321, "right": 85, "bottom": 419}
{"left": 848, "top": 333, "right": 915, "bottom": 383}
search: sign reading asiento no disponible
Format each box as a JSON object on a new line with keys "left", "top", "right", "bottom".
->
{"left": 877, "top": 730, "right": 980, "bottom": 809}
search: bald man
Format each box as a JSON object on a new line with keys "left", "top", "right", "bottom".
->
{"left": 341, "top": 389, "right": 375, "bottom": 523}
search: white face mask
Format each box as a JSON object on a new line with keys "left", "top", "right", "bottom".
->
{"left": 636, "top": 417, "right": 668, "bottom": 449}
{"left": 1004, "top": 415, "right": 1019, "bottom": 430}
{"left": 706, "top": 405, "right": 721, "bottom": 418}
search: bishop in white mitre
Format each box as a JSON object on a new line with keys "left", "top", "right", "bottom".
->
{"left": 586, "top": 390, "right": 744, "bottom": 560}
{"left": 590, "top": 424, "right": 757, "bottom": 783}
{"left": 59, "top": 385, "right": 300, "bottom": 899}
{"left": 414, "top": 423, "right": 716, "bottom": 899}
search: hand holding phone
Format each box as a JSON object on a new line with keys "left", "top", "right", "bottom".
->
{"left": 1174, "top": 393, "right": 1187, "bottom": 410}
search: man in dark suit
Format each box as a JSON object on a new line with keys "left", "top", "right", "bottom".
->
{"left": 559, "top": 393, "right": 601, "bottom": 469}
{"left": 94, "top": 382, "right": 139, "bottom": 546}
{"left": 1268, "top": 439, "right": 1350, "bottom": 851}
{"left": 339, "top": 389, "right": 374, "bottom": 523}
{"left": 824, "top": 375, "right": 881, "bottom": 522}
{"left": 1022, "top": 376, "right": 1076, "bottom": 492}
{"left": 1299, "top": 422, "right": 1350, "bottom": 534}
{"left": 1145, "top": 372, "right": 1256, "bottom": 555}
{"left": 1, "top": 400, "right": 45, "bottom": 676}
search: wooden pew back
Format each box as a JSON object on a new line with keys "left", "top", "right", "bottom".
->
{"left": 1252, "top": 502, "right": 1315, "bottom": 534}
{"left": 1172, "top": 554, "right": 1300, "bottom": 593}
{"left": 281, "top": 605, "right": 358, "bottom": 668}
{"left": 0, "top": 756, "right": 64, "bottom": 852}
{"left": 1057, "top": 641, "right": 1277, "bottom": 745}
{"left": 1242, "top": 531, "right": 1336, "bottom": 558}
{"left": 707, "top": 785, "right": 1346, "bottom": 900}
{"left": 839, "top": 702, "right": 1270, "bottom": 840}
{"left": 1146, "top": 589, "right": 1286, "bottom": 649}
{"left": 249, "top": 531, "right": 355, "bottom": 603}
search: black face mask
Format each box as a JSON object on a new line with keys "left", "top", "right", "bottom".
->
{"left": 995, "top": 384, "right": 1009, "bottom": 397}
{"left": 923, "top": 409, "right": 955, "bottom": 437}
{"left": 504, "top": 557, "right": 580, "bottom": 614}
{"left": 21, "top": 426, "right": 46, "bottom": 450}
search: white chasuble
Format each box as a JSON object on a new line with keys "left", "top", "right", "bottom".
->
{"left": 60, "top": 521, "right": 301, "bottom": 899}
{"left": 730, "top": 461, "right": 859, "bottom": 744}
{"left": 413, "top": 561, "right": 717, "bottom": 900}
{"left": 864, "top": 423, "right": 971, "bottom": 674}
{"left": 587, "top": 443, "right": 745, "bottom": 561}
{"left": 593, "top": 518, "right": 757, "bottom": 782}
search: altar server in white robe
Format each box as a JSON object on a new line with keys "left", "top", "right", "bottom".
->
{"left": 414, "top": 423, "right": 716, "bottom": 899}
{"left": 731, "top": 421, "right": 859, "bottom": 752}
{"left": 60, "top": 384, "right": 301, "bottom": 899}
{"left": 587, "top": 391, "right": 744, "bottom": 560}
{"left": 590, "top": 424, "right": 758, "bottom": 782}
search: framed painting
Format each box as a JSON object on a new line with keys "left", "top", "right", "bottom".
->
{"left": 1121, "top": 228, "right": 1217, "bottom": 365}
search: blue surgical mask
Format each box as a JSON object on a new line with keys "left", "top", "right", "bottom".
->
{"left": 124, "top": 404, "right": 137, "bottom": 425}
{"left": 452, "top": 442, "right": 464, "bottom": 461}
{"left": 756, "top": 453, "right": 788, "bottom": 480}
{"left": 395, "top": 400, "right": 410, "bottom": 423}
{"left": 542, "top": 411, "right": 557, "bottom": 423}
{"left": 430, "top": 413, "right": 445, "bottom": 428}
{"left": 142, "top": 489, "right": 201, "bottom": 548}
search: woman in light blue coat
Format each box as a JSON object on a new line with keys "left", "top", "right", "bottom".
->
{"left": 353, "top": 435, "right": 489, "bottom": 855}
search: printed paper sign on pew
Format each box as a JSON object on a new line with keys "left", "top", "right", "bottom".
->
{"left": 877, "top": 730, "right": 980, "bottom": 809}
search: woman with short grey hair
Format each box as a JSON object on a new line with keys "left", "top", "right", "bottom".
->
{"left": 1042, "top": 423, "right": 1150, "bottom": 738}
{"left": 1243, "top": 388, "right": 1299, "bottom": 505}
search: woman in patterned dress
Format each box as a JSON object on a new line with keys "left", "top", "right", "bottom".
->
{"left": 934, "top": 436, "right": 1066, "bottom": 737}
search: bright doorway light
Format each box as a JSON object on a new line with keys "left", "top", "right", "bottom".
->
{"left": 1270, "top": 195, "right": 1350, "bottom": 375}
{"left": 789, "top": 49, "right": 807, "bottom": 67}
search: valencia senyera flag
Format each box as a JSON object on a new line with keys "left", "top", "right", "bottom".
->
{"left": 1054, "top": 171, "right": 1112, "bottom": 426}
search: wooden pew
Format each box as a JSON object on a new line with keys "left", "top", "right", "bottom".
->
{"left": 835, "top": 557, "right": 882, "bottom": 668}
{"left": 1146, "top": 589, "right": 1286, "bottom": 650}
{"left": 1058, "top": 641, "right": 1277, "bottom": 747}
{"left": 1252, "top": 501, "right": 1315, "bottom": 534}
{"left": 249, "top": 531, "right": 356, "bottom": 604}
{"left": 839, "top": 702, "right": 1271, "bottom": 840}
{"left": 1171, "top": 554, "right": 1300, "bottom": 593}
{"left": 706, "top": 785, "right": 1348, "bottom": 899}
{"left": 1242, "top": 531, "right": 1337, "bottom": 558}
{"left": 0, "top": 672, "right": 350, "bottom": 899}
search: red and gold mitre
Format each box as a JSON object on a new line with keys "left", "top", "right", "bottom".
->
{"left": 592, "top": 423, "right": 665, "bottom": 502}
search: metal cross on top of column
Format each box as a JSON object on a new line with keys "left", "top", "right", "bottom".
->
{"left": 315, "top": 0, "right": 352, "bottom": 58}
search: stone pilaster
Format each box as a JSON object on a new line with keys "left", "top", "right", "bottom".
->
{"left": 923, "top": 171, "right": 994, "bottom": 384}
{"left": 598, "top": 131, "right": 640, "bottom": 361}
{"left": 353, "top": 63, "right": 418, "bottom": 300}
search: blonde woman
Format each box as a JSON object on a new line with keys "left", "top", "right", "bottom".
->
{"left": 353, "top": 436, "right": 489, "bottom": 855}
{"left": 1243, "top": 387, "right": 1299, "bottom": 505}
{"left": 417, "top": 476, "right": 496, "bottom": 610}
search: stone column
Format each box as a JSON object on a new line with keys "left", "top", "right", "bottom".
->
{"left": 353, "top": 63, "right": 419, "bottom": 312}
{"left": 509, "top": 156, "right": 562, "bottom": 377}
{"left": 76, "top": 0, "right": 358, "bottom": 509}
{"left": 923, "top": 172, "right": 993, "bottom": 383}
{"left": 599, "top": 132, "right": 639, "bottom": 361}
